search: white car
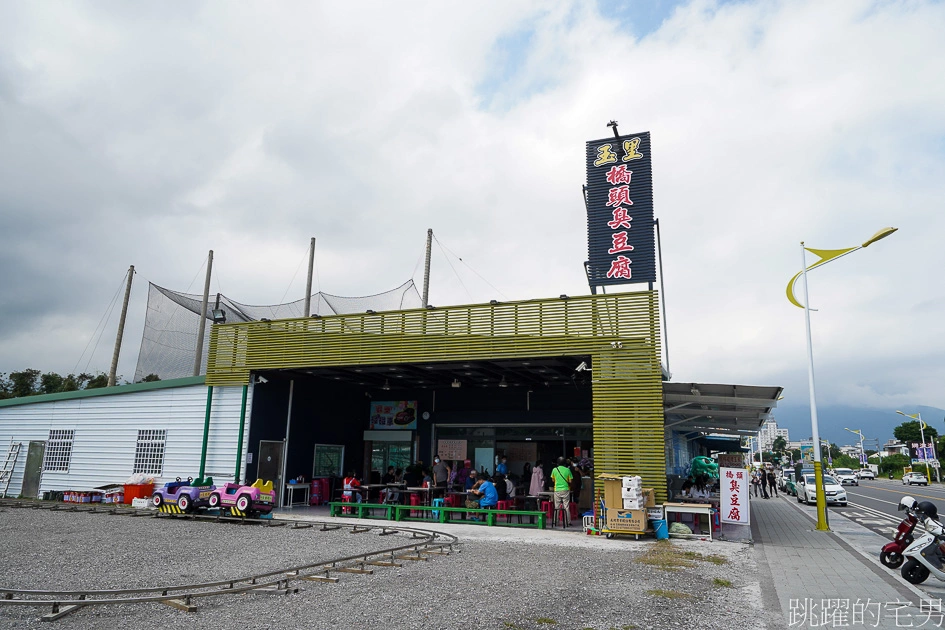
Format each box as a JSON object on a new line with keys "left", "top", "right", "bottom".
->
{"left": 857, "top": 469, "right": 875, "bottom": 480}
{"left": 832, "top": 468, "right": 859, "bottom": 486}
{"left": 903, "top": 472, "right": 929, "bottom": 486}
{"left": 797, "top": 474, "right": 848, "bottom": 506}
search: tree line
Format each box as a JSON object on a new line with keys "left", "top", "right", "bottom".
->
{"left": 0, "top": 369, "right": 160, "bottom": 400}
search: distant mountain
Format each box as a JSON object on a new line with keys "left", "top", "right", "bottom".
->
{"left": 772, "top": 405, "right": 945, "bottom": 448}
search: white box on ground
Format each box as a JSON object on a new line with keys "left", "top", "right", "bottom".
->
{"left": 623, "top": 499, "right": 642, "bottom": 510}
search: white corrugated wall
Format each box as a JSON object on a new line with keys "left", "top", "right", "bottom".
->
{"left": 0, "top": 384, "right": 252, "bottom": 497}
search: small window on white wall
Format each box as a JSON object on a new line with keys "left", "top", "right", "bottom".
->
{"left": 42, "top": 430, "right": 75, "bottom": 472}
{"left": 133, "top": 429, "right": 167, "bottom": 475}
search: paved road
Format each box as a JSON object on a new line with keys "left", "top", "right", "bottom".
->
{"left": 788, "top": 477, "right": 945, "bottom": 601}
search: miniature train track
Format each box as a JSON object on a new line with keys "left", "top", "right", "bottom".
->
{"left": 0, "top": 499, "right": 458, "bottom": 622}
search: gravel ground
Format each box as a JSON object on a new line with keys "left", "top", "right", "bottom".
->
{"left": 0, "top": 506, "right": 768, "bottom": 630}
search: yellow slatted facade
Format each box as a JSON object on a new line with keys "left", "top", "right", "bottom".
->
{"left": 207, "top": 292, "right": 665, "bottom": 499}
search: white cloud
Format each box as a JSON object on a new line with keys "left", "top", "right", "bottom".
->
{"left": 1, "top": 0, "right": 943, "bottom": 409}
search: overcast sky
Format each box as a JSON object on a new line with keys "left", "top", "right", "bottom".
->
{"left": 1, "top": 0, "right": 943, "bottom": 415}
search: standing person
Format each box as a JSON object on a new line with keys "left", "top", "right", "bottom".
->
{"left": 751, "top": 471, "right": 761, "bottom": 498}
{"left": 496, "top": 457, "right": 509, "bottom": 476}
{"left": 551, "top": 457, "right": 573, "bottom": 527}
{"left": 456, "top": 459, "right": 472, "bottom": 490}
{"left": 432, "top": 456, "right": 450, "bottom": 498}
{"left": 523, "top": 462, "right": 532, "bottom": 485}
{"left": 570, "top": 461, "right": 583, "bottom": 505}
{"left": 767, "top": 470, "right": 779, "bottom": 498}
{"left": 529, "top": 460, "right": 545, "bottom": 496}
{"left": 760, "top": 470, "right": 770, "bottom": 499}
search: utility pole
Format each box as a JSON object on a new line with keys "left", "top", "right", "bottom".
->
{"left": 107, "top": 265, "right": 135, "bottom": 387}
{"left": 304, "top": 237, "right": 315, "bottom": 317}
{"left": 193, "top": 250, "right": 213, "bottom": 376}
{"left": 421, "top": 228, "right": 433, "bottom": 308}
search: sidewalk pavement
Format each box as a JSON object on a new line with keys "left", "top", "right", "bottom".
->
{"left": 752, "top": 493, "right": 935, "bottom": 629}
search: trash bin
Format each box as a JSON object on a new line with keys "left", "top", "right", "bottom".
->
{"left": 123, "top": 483, "right": 154, "bottom": 504}
{"left": 653, "top": 519, "right": 669, "bottom": 540}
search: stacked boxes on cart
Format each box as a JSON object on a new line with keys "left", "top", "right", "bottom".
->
{"left": 621, "top": 475, "right": 644, "bottom": 509}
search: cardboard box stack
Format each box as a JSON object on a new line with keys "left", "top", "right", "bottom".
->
{"left": 621, "top": 475, "right": 644, "bottom": 509}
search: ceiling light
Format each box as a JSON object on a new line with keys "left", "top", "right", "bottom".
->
{"left": 499, "top": 376, "right": 508, "bottom": 388}
{"left": 560, "top": 294, "right": 569, "bottom": 300}
{"left": 211, "top": 309, "right": 227, "bottom": 324}
{"left": 382, "top": 379, "right": 391, "bottom": 391}
{"left": 451, "top": 379, "right": 461, "bottom": 388}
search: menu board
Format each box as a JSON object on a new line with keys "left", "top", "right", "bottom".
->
{"left": 437, "top": 439, "right": 467, "bottom": 461}
{"left": 369, "top": 401, "right": 418, "bottom": 430}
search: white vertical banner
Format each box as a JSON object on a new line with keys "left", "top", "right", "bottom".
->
{"left": 720, "top": 467, "right": 750, "bottom": 525}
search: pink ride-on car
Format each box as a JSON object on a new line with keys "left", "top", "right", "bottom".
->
{"left": 208, "top": 479, "right": 275, "bottom": 516}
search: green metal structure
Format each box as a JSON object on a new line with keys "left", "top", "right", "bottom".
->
{"left": 206, "top": 292, "right": 666, "bottom": 499}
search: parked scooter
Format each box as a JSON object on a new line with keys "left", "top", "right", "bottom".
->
{"left": 900, "top": 499, "right": 945, "bottom": 584}
{"left": 881, "top": 495, "right": 919, "bottom": 569}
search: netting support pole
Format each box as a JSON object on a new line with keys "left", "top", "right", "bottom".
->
{"left": 193, "top": 250, "right": 213, "bottom": 376}
{"left": 234, "top": 385, "right": 248, "bottom": 483}
{"left": 108, "top": 265, "right": 135, "bottom": 387}
{"left": 304, "top": 237, "right": 315, "bottom": 316}
{"left": 199, "top": 385, "right": 213, "bottom": 479}
{"left": 421, "top": 228, "right": 433, "bottom": 308}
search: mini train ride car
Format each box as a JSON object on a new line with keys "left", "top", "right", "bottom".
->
{"left": 208, "top": 479, "right": 275, "bottom": 516}
{"left": 151, "top": 477, "right": 216, "bottom": 513}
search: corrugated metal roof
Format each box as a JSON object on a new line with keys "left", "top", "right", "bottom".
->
{"left": 0, "top": 376, "right": 206, "bottom": 409}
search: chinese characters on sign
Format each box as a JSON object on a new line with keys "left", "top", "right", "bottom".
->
{"left": 720, "top": 467, "right": 750, "bottom": 525}
{"left": 912, "top": 442, "right": 934, "bottom": 461}
{"left": 585, "top": 131, "right": 656, "bottom": 287}
{"left": 437, "top": 439, "right": 467, "bottom": 461}
{"left": 789, "top": 597, "right": 940, "bottom": 628}
{"left": 369, "top": 401, "right": 418, "bottom": 430}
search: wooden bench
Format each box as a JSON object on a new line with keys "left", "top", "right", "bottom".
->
{"left": 391, "top": 504, "right": 546, "bottom": 529}
{"left": 328, "top": 502, "right": 393, "bottom": 520}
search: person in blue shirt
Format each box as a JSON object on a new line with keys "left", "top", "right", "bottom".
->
{"left": 496, "top": 457, "right": 508, "bottom": 476}
{"left": 470, "top": 478, "right": 498, "bottom": 508}
{"left": 464, "top": 469, "right": 478, "bottom": 491}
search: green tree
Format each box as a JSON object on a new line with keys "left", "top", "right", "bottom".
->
{"left": 40, "top": 372, "right": 65, "bottom": 394}
{"left": 831, "top": 454, "right": 860, "bottom": 469}
{"left": 772, "top": 436, "right": 787, "bottom": 457}
{"left": 85, "top": 373, "right": 109, "bottom": 389}
{"left": 138, "top": 374, "right": 161, "bottom": 383}
{"left": 894, "top": 421, "right": 939, "bottom": 446}
{"left": 879, "top": 453, "right": 911, "bottom": 477}
{"left": 8, "top": 369, "right": 41, "bottom": 398}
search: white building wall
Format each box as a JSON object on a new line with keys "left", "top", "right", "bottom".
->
{"left": 0, "top": 383, "right": 251, "bottom": 497}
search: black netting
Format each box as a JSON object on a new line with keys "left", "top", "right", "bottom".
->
{"left": 134, "top": 280, "right": 422, "bottom": 381}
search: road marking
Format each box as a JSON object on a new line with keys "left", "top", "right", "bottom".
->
{"left": 850, "top": 484, "right": 945, "bottom": 502}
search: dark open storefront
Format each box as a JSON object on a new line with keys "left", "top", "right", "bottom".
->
{"left": 242, "top": 356, "right": 594, "bottom": 505}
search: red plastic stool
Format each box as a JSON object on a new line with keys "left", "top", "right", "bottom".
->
{"left": 496, "top": 500, "right": 513, "bottom": 523}
{"left": 341, "top": 495, "right": 353, "bottom": 515}
{"left": 410, "top": 492, "right": 421, "bottom": 517}
{"left": 569, "top": 502, "right": 579, "bottom": 522}
{"left": 541, "top": 501, "right": 553, "bottom": 525}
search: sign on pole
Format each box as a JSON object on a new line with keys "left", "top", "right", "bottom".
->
{"left": 585, "top": 131, "right": 656, "bottom": 288}
{"left": 720, "top": 467, "right": 750, "bottom": 525}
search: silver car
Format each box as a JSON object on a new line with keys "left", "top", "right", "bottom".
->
{"left": 833, "top": 468, "right": 859, "bottom": 486}
{"left": 797, "top": 474, "right": 848, "bottom": 506}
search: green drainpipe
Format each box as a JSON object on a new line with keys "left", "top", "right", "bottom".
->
{"left": 198, "top": 386, "right": 213, "bottom": 478}
{"left": 234, "top": 385, "right": 248, "bottom": 483}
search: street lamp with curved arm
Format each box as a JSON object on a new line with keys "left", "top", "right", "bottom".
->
{"left": 786, "top": 227, "right": 897, "bottom": 532}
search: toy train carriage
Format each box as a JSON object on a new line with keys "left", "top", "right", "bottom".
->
{"left": 209, "top": 479, "right": 275, "bottom": 515}
{"left": 151, "top": 477, "right": 216, "bottom": 512}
